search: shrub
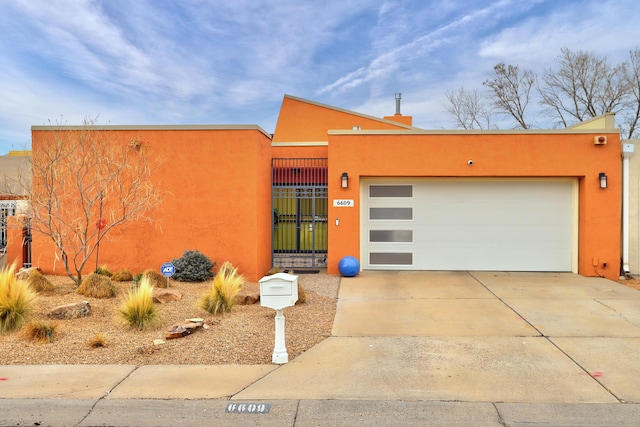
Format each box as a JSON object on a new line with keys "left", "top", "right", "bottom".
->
{"left": 25, "top": 321, "right": 57, "bottom": 343}
{"left": 87, "top": 333, "right": 108, "bottom": 348}
{"left": 141, "top": 269, "right": 168, "bottom": 288}
{"left": 95, "top": 265, "right": 112, "bottom": 277}
{"left": 111, "top": 269, "right": 133, "bottom": 282}
{"left": 77, "top": 273, "right": 116, "bottom": 298}
{"left": 118, "top": 276, "right": 159, "bottom": 330}
{"left": 296, "top": 283, "right": 307, "bottom": 304}
{"left": 172, "top": 250, "right": 215, "bottom": 282}
{"left": 27, "top": 269, "right": 54, "bottom": 293}
{"left": 199, "top": 261, "right": 244, "bottom": 315}
{"left": 0, "top": 264, "right": 37, "bottom": 333}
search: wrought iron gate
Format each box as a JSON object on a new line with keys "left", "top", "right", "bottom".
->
{"left": 272, "top": 158, "right": 328, "bottom": 270}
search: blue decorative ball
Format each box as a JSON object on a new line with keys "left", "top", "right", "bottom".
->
{"left": 338, "top": 256, "right": 360, "bottom": 277}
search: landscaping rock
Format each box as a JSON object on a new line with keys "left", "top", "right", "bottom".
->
{"left": 166, "top": 320, "right": 204, "bottom": 339}
{"left": 48, "top": 301, "right": 91, "bottom": 319}
{"left": 152, "top": 288, "right": 182, "bottom": 304}
{"left": 235, "top": 292, "right": 260, "bottom": 305}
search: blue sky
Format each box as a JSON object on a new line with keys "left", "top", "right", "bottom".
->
{"left": 1, "top": 0, "right": 639, "bottom": 154}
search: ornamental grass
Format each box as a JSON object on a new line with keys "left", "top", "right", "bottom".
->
{"left": 0, "top": 264, "right": 37, "bottom": 333}
{"left": 118, "top": 277, "right": 159, "bottom": 330}
{"left": 199, "top": 261, "right": 244, "bottom": 315}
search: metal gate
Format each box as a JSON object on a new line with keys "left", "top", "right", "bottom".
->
{"left": 272, "top": 158, "right": 328, "bottom": 270}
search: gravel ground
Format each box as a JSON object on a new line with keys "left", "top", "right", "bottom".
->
{"left": 0, "top": 273, "right": 340, "bottom": 365}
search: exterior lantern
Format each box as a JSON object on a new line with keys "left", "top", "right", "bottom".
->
{"left": 341, "top": 172, "right": 349, "bottom": 189}
{"left": 599, "top": 172, "right": 608, "bottom": 189}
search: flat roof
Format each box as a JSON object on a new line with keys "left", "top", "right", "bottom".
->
{"left": 31, "top": 124, "right": 272, "bottom": 138}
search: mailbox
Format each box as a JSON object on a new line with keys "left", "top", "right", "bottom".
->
{"left": 259, "top": 273, "right": 298, "bottom": 310}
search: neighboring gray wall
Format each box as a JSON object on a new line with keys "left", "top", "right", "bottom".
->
{"left": 627, "top": 140, "right": 640, "bottom": 275}
{"left": 0, "top": 155, "right": 30, "bottom": 196}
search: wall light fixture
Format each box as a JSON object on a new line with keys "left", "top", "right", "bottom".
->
{"left": 341, "top": 172, "right": 349, "bottom": 189}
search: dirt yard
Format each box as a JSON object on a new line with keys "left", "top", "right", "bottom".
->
{"left": 0, "top": 273, "right": 339, "bottom": 365}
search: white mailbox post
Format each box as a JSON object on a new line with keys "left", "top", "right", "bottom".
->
{"left": 259, "top": 273, "right": 299, "bottom": 364}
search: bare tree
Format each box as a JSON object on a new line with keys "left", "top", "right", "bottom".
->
{"left": 444, "top": 87, "right": 493, "bottom": 130}
{"left": 621, "top": 48, "right": 640, "bottom": 139}
{"left": 29, "top": 119, "right": 162, "bottom": 285}
{"left": 483, "top": 63, "right": 536, "bottom": 129}
{"left": 539, "top": 47, "right": 628, "bottom": 127}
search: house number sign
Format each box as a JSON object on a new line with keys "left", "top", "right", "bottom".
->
{"left": 333, "top": 199, "right": 354, "bottom": 207}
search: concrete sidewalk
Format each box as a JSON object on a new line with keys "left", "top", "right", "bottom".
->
{"left": 2, "top": 271, "right": 640, "bottom": 426}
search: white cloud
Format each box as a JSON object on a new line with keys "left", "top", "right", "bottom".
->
{"left": 0, "top": 0, "right": 639, "bottom": 154}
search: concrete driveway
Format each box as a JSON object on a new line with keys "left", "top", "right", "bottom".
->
{"left": 235, "top": 271, "right": 640, "bottom": 403}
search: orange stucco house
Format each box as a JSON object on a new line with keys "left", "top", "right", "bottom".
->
{"left": 14, "top": 95, "right": 621, "bottom": 281}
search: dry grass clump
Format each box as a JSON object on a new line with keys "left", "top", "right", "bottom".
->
{"left": 118, "top": 277, "right": 159, "bottom": 330}
{"left": 142, "top": 269, "right": 169, "bottom": 288}
{"left": 265, "top": 267, "right": 281, "bottom": 275}
{"left": 200, "top": 261, "right": 244, "bottom": 315}
{"left": 87, "top": 333, "right": 108, "bottom": 348}
{"left": 111, "top": 269, "right": 133, "bottom": 282}
{"left": 27, "top": 269, "right": 55, "bottom": 293}
{"left": 77, "top": 273, "right": 116, "bottom": 298}
{"left": 24, "top": 321, "right": 57, "bottom": 343}
{"left": 297, "top": 283, "right": 307, "bottom": 304}
{"left": 0, "top": 264, "right": 37, "bottom": 333}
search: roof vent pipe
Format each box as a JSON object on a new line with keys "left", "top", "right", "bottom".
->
{"left": 395, "top": 93, "right": 401, "bottom": 115}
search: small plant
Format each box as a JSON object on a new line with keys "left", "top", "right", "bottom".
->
{"left": 111, "top": 269, "right": 133, "bottom": 282}
{"left": 0, "top": 264, "right": 37, "bottom": 333}
{"left": 142, "top": 269, "right": 168, "bottom": 288}
{"left": 27, "top": 269, "right": 55, "bottom": 293}
{"left": 172, "top": 250, "right": 215, "bottom": 282}
{"left": 25, "top": 321, "right": 57, "bottom": 343}
{"left": 94, "top": 265, "right": 112, "bottom": 277}
{"left": 77, "top": 273, "right": 116, "bottom": 298}
{"left": 118, "top": 276, "right": 159, "bottom": 330}
{"left": 199, "top": 261, "right": 244, "bottom": 315}
{"left": 87, "top": 334, "right": 108, "bottom": 348}
{"left": 132, "top": 273, "right": 143, "bottom": 285}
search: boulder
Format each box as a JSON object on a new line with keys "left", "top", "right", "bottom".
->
{"left": 48, "top": 301, "right": 91, "bottom": 319}
{"left": 152, "top": 288, "right": 182, "bottom": 304}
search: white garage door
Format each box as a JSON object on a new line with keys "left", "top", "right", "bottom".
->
{"left": 361, "top": 178, "right": 577, "bottom": 272}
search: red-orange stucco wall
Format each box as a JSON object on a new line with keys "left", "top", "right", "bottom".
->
{"left": 5, "top": 216, "right": 28, "bottom": 269}
{"left": 30, "top": 127, "right": 272, "bottom": 281}
{"left": 272, "top": 95, "right": 411, "bottom": 143}
{"left": 327, "top": 131, "right": 622, "bottom": 280}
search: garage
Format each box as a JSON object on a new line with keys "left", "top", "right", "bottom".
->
{"left": 361, "top": 178, "right": 577, "bottom": 272}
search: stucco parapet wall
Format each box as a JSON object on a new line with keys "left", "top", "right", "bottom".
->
{"left": 328, "top": 128, "right": 619, "bottom": 135}
{"left": 272, "top": 141, "right": 328, "bottom": 146}
{"left": 284, "top": 94, "right": 419, "bottom": 130}
{"left": 31, "top": 124, "right": 272, "bottom": 139}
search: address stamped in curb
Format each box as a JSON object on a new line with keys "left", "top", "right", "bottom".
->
{"left": 226, "top": 403, "right": 271, "bottom": 414}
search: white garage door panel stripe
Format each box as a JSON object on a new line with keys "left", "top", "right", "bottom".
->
{"left": 362, "top": 178, "right": 576, "bottom": 272}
